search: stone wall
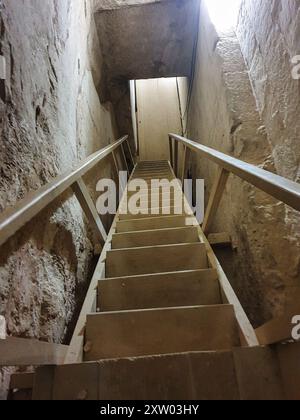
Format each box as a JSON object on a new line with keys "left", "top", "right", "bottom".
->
{"left": 186, "top": 1, "right": 300, "bottom": 331}
{"left": 236, "top": 0, "right": 300, "bottom": 310}
{"left": 0, "top": 0, "right": 118, "bottom": 397}
{"left": 237, "top": 0, "right": 300, "bottom": 180}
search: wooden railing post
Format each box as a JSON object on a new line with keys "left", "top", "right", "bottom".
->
{"left": 169, "top": 136, "right": 174, "bottom": 168}
{"left": 112, "top": 150, "right": 126, "bottom": 196}
{"left": 121, "top": 143, "right": 129, "bottom": 176}
{"left": 72, "top": 178, "right": 107, "bottom": 245}
{"left": 202, "top": 167, "right": 230, "bottom": 234}
{"left": 111, "top": 150, "right": 119, "bottom": 177}
{"left": 126, "top": 138, "right": 135, "bottom": 169}
{"left": 174, "top": 140, "right": 179, "bottom": 177}
{"left": 181, "top": 145, "right": 190, "bottom": 188}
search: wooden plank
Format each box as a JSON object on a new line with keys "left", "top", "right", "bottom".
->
{"left": 127, "top": 184, "right": 181, "bottom": 194}
{"left": 169, "top": 137, "right": 173, "bottom": 167}
{"left": 0, "top": 136, "right": 127, "bottom": 247}
{"left": 181, "top": 145, "right": 188, "bottom": 187}
{"left": 10, "top": 373, "right": 35, "bottom": 390}
{"left": 106, "top": 242, "right": 208, "bottom": 277}
{"left": 276, "top": 342, "right": 300, "bottom": 400}
{"left": 111, "top": 226, "right": 200, "bottom": 249}
{"left": 131, "top": 175, "right": 174, "bottom": 181}
{"left": 202, "top": 167, "right": 230, "bottom": 234}
{"left": 233, "top": 347, "right": 284, "bottom": 400}
{"left": 53, "top": 363, "right": 98, "bottom": 400}
{"left": 255, "top": 309, "right": 300, "bottom": 345}
{"left": 121, "top": 200, "right": 185, "bottom": 211}
{"left": 121, "top": 143, "right": 129, "bottom": 175}
{"left": 208, "top": 232, "right": 232, "bottom": 248}
{"left": 98, "top": 351, "right": 239, "bottom": 400}
{"left": 116, "top": 215, "right": 197, "bottom": 233}
{"left": 118, "top": 206, "right": 191, "bottom": 220}
{"left": 174, "top": 140, "right": 179, "bottom": 177}
{"left": 0, "top": 337, "right": 68, "bottom": 366}
{"left": 126, "top": 138, "right": 135, "bottom": 168}
{"left": 85, "top": 305, "right": 240, "bottom": 361}
{"left": 111, "top": 150, "right": 120, "bottom": 179}
{"left": 72, "top": 178, "right": 107, "bottom": 244}
{"left": 32, "top": 366, "right": 55, "bottom": 400}
{"left": 98, "top": 269, "right": 221, "bottom": 311}
{"left": 138, "top": 165, "right": 170, "bottom": 169}
{"left": 135, "top": 171, "right": 171, "bottom": 175}
{"left": 136, "top": 165, "right": 170, "bottom": 171}
{"left": 169, "top": 133, "right": 300, "bottom": 212}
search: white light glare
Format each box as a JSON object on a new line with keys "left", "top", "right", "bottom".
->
{"left": 205, "top": 0, "right": 242, "bottom": 31}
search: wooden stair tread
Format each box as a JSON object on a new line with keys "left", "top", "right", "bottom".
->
{"left": 36, "top": 351, "right": 239, "bottom": 400}
{"left": 84, "top": 304, "right": 240, "bottom": 361}
{"left": 34, "top": 345, "right": 290, "bottom": 400}
{"left": 111, "top": 226, "right": 200, "bottom": 248}
{"left": 118, "top": 207, "right": 193, "bottom": 220}
{"left": 98, "top": 269, "right": 221, "bottom": 311}
{"left": 116, "top": 215, "right": 197, "bottom": 233}
{"left": 105, "top": 242, "right": 208, "bottom": 277}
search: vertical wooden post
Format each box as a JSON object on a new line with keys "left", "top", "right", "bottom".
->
{"left": 112, "top": 150, "right": 126, "bottom": 198}
{"left": 111, "top": 151, "right": 119, "bottom": 177}
{"left": 169, "top": 136, "right": 174, "bottom": 168}
{"left": 181, "top": 145, "right": 190, "bottom": 188}
{"left": 72, "top": 178, "right": 107, "bottom": 245}
{"left": 202, "top": 167, "right": 230, "bottom": 234}
{"left": 174, "top": 141, "right": 179, "bottom": 177}
{"left": 126, "top": 138, "right": 135, "bottom": 169}
{"left": 121, "top": 143, "right": 129, "bottom": 176}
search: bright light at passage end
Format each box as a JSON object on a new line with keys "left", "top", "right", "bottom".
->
{"left": 205, "top": 0, "right": 242, "bottom": 31}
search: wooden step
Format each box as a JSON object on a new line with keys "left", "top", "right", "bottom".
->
{"left": 111, "top": 227, "right": 199, "bottom": 248}
{"left": 133, "top": 172, "right": 172, "bottom": 178}
{"left": 116, "top": 215, "right": 197, "bottom": 233}
{"left": 106, "top": 242, "right": 208, "bottom": 277}
{"left": 98, "top": 269, "right": 221, "bottom": 311}
{"left": 84, "top": 305, "right": 240, "bottom": 361}
{"left": 233, "top": 347, "right": 285, "bottom": 400}
{"left": 118, "top": 207, "right": 191, "bottom": 220}
{"left": 122, "top": 197, "right": 185, "bottom": 210}
{"left": 39, "top": 351, "right": 239, "bottom": 400}
{"left": 97, "top": 351, "right": 239, "bottom": 400}
{"left": 276, "top": 342, "right": 300, "bottom": 400}
{"left": 120, "top": 200, "right": 185, "bottom": 213}
{"left": 131, "top": 174, "right": 174, "bottom": 180}
{"left": 137, "top": 162, "right": 169, "bottom": 168}
{"left": 126, "top": 188, "right": 182, "bottom": 199}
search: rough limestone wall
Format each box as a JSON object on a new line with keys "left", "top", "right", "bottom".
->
{"left": 187, "top": 1, "right": 299, "bottom": 329}
{"left": 0, "top": 0, "right": 118, "bottom": 397}
{"left": 236, "top": 0, "right": 300, "bottom": 299}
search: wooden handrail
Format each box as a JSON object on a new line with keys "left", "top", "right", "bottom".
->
{"left": 0, "top": 135, "right": 128, "bottom": 247}
{"left": 169, "top": 133, "right": 300, "bottom": 212}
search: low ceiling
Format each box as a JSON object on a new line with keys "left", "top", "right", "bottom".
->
{"left": 95, "top": 0, "right": 200, "bottom": 82}
{"left": 95, "top": 0, "right": 173, "bottom": 12}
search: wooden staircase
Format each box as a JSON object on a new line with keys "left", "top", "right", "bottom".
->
{"left": 31, "top": 160, "right": 299, "bottom": 400}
